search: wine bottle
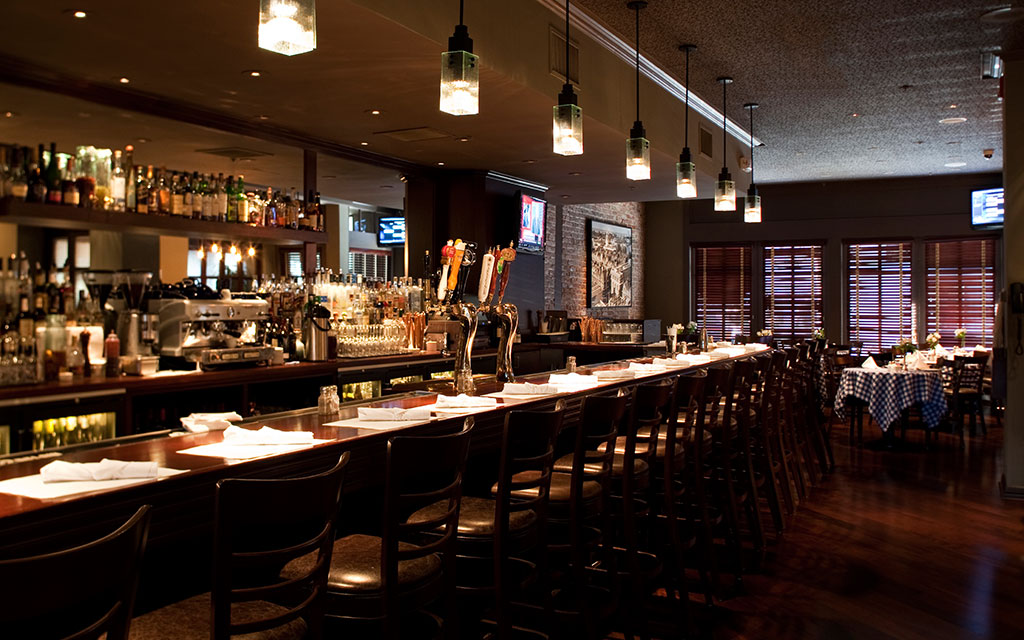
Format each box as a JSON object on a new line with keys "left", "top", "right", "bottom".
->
{"left": 135, "top": 166, "right": 150, "bottom": 214}
{"left": 110, "top": 149, "right": 126, "bottom": 211}
{"left": 235, "top": 174, "right": 247, "bottom": 223}
{"left": 8, "top": 147, "right": 28, "bottom": 200}
{"left": 61, "top": 156, "right": 79, "bottom": 206}
{"left": 45, "top": 142, "right": 62, "bottom": 204}
{"left": 157, "top": 167, "right": 171, "bottom": 214}
{"left": 215, "top": 173, "right": 227, "bottom": 222}
{"left": 191, "top": 171, "right": 202, "bottom": 219}
{"left": 124, "top": 146, "right": 136, "bottom": 211}
{"left": 26, "top": 146, "right": 46, "bottom": 203}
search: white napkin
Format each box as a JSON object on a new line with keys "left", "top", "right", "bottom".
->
{"left": 674, "top": 354, "right": 712, "bottom": 365}
{"left": 861, "top": 356, "right": 879, "bottom": 369}
{"left": 501, "top": 382, "right": 561, "bottom": 395}
{"left": 547, "top": 373, "right": 601, "bottom": 387}
{"left": 713, "top": 347, "right": 747, "bottom": 358}
{"left": 356, "top": 407, "right": 432, "bottom": 422}
{"left": 934, "top": 345, "right": 950, "bottom": 358}
{"left": 180, "top": 412, "right": 243, "bottom": 433}
{"left": 652, "top": 357, "right": 691, "bottom": 368}
{"left": 974, "top": 345, "right": 988, "bottom": 353}
{"left": 433, "top": 394, "right": 498, "bottom": 409}
{"left": 628, "top": 362, "right": 667, "bottom": 373}
{"left": 40, "top": 458, "right": 158, "bottom": 483}
{"left": 222, "top": 425, "right": 315, "bottom": 445}
{"left": 595, "top": 369, "right": 636, "bottom": 380}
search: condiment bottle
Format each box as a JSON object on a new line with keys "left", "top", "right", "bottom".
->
{"left": 104, "top": 331, "right": 120, "bottom": 378}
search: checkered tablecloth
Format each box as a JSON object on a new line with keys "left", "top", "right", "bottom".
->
{"left": 833, "top": 369, "right": 947, "bottom": 431}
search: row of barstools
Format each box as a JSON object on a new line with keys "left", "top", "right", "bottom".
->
{"left": 1, "top": 345, "right": 832, "bottom": 640}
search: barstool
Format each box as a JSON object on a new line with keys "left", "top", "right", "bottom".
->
{"left": 286, "top": 421, "right": 473, "bottom": 639}
{"left": 1, "top": 505, "right": 151, "bottom": 640}
{"left": 131, "top": 454, "right": 350, "bottom": 640}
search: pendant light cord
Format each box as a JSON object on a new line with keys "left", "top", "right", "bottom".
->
{"left": 459, "top": 0, "right": 464, "bottom": 26}
{"left": 748, "top": 107, "right": 755, "bottom": 184}
{"left": 684, "top": 47, "right": 690, "bottom": 149}
{"left": 721, "top": 81, "right": 728, "bottom": 171}
{"left": 565, "top": 0, "right": 571, "bottom": 85}
{"left": 634, "top": 4, "right": 641, "bottom": 123}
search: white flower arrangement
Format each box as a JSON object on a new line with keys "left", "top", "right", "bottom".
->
{"left": 812, "top": 328, "right": 825, "bottom": 339}
{"left": 925, "top": 331, "right": 941, "bottom": 349}
{"left": 955, "top": 328, "right": 967, "bottom": 347}
{"left": 756, "top": 329, "right": 773, "bottom": 337}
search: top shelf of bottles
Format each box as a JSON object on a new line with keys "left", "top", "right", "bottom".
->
{"left": 0, "top": 197, "right": 327, "bottom": 246}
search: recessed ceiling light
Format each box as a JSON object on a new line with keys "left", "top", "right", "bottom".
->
{"left": 244, "top": 70, "right": 263, "bottom": 78}
{"left": 136, "top": 137, "right": 150, "bottom": 143}
{"left": 949, "top": 104, "right": 958, "bottom": 109}
{"left": 522, "top": 159, "right": 535, "bottom": 164}
{"left": 568, "top": 171, "right": 582, "bottom": 176}
{"left": 940, "top": 117, "right": 967, "bottom": 124}
{"left": 256, "top": 114, "right": 270, "bottom": 120}
{"left": 72, "top": 10, "right": 87, "bottom": 18}
{"left": 437, "top": 162, "right": 445, "bottom": 166}
{"left": 457, "top": 136, "right": 470, "bottom": 142}
{"left": 944, "top": 161, "right": 967, "bottom": 168}
{"left": 367, "top": 109, "right": 382, "bottom": 116}
{"left": 119, "top": 77, "right": 130, "bottom": 84}
{"left": 3, "top": 111, "right": 15, "bottom": 118}
{"left": 850, "top": 112, "right": 861, "bottom": 117}
{"left": 360, "top": 141, "right": 369, "bottom": 146}
{"left": 561, "top": 195, "right": 570, "bottom": 199}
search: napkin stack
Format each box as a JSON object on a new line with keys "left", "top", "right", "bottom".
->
{"left": 594, "top": 369, "right": 637, "bottom": 381}
{"left": 222, "top": 425, "right": 316, "bottom": 445}
{"left": 356, "top": 407, "right": 432, "bottom": 422}
{"left": 40, "top": 458, "right": 158, "bottom": 484}
{"left": 180, "top": 412, "right": 243, "bottom": 433}
{"left": 501, "top": 382, "right": 561, "bottom": 395}
{"left": 712, "top": 347, "right": 747, "bottom": 358}
{"left": 628, "top": 362, "right": 667, "bottom": 373}
{"left": 861, "top": 356, "right": 879, "bottom": 369}
{"left": 651, "top": 357, "right": 692, "bottom": 368}
{"left": 674, "top": 354, "right": 712, "bottom": 366}
{"left": 548, "top": 373, "right": 602, "bottom": 388}
{"left": 433, "top": 394, "right": 498, "bottom": 409}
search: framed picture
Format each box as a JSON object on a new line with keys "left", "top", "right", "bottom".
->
{"left": 586, "top": 219, "right": 633, "bottom": 308}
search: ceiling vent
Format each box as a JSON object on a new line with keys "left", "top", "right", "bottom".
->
{"left": 377, "top": 127, "right": 451, "bottom": 142}
{"left": 549, "top": 26, "right": 580, "bottom": 84}
{"left": 699, "top": 126, "right": 714, "bottom": 159}
{"left": 196, "top": 147, "right": 273, "bottom": 161}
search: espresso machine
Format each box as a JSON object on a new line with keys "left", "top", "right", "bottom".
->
{"left": 148, "top": 293, "right": 274, "bottom": 370}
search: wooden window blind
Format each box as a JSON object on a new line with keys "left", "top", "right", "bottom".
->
{"left": 694, "top": 244, "right": 752, "bottom": 341}
{"left": 926, "top": 238, "right": 996, "bottom": 347}
{"left": 764, "top": 244, "right": 823, "bottom": 345}
{"left": 847, "top": 241, "right": 913, "bottom": 353}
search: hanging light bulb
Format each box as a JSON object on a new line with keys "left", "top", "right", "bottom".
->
{"left": 229, "top": 244, "right": 239, "bottom": 256}
{"left": 258, "top": 0, "right": 316, "bottom": 56}
{"left": 625, "top": 1, "right": 650, "bottom": 181}
{"left": 440, "top": 0, "right": 479, "bottom": 116}
{"left": 714, "top": 76, "right": 736, "bottom": 211}
{"left": 676, "top": 44, "right": 697, "bottom": 198}
{"left": 197, "top": 245, "right": 205, "bottom": 260}
{"left": 553, "top": 0, "right": 583, "bottom": 155}
{"left": 247, "top": 245, "right": 257, "bottom": 258}
{"left": 210, "top": 242, "right": 221, "bottom": 254}
{"left": 743, "top": 103, "right": 762, "bottom": 223}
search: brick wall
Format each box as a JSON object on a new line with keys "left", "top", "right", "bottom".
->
{"left": 544, "top": 201, "right": 644, "bottom": 320}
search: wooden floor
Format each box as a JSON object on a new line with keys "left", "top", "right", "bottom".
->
{"left": 710, "top": 420, "right": 1024, "bottom": 640}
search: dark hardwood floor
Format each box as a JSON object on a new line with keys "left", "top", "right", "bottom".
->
{"left": 712, "top": 419, "right": 1024, "bottom": 640}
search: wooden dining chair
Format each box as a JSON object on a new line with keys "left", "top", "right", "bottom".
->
{"left": 1, "top": 505, "right": 151, "bottom": 640}
{"left": 130, "top": 454, "right": 350, "bottom": 640}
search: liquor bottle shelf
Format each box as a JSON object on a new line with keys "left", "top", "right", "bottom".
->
{"left": 0, "top": 197, "right": 327, "bottom": 246}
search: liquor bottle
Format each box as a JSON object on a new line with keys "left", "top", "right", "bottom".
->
{"left": 215, "top": 173, "right": 227, "bottom": 222}
{"left": 8, "top": 147, "right": 28, "bottom": 200}
{"left": 62, "top": 156, "right": 79, "bottom": 206}
{"left": 157, "top": 168, "right": 171, "bottom": 214}
{"left": 60, "top": 263, "right": 74, "bottom": 317}
{"left": 190, "top": 171, "right": 203, "bottom": 219}
{"left": 135, "top": 165, "right": 150, "bottom": 214}
{"left": 110, "top": 149, "right": 126, "bottom": 211}
{"left": 236, "top": 175, "right": 248, "bottom": 223}
{"left": 124, "top": 146, "right": 136, "bottom": 211}
{"left": 169, "top": 172, "right": 184, "bottom": 216}
{"left": 146, "top": 166, "right": 158, "bottom": 213}
{"left": 224, "top": 175, "right": 237, "bottom": 222}
{"left": 181, "top": 171, "right": 193, "bottom": 217}
{"left": 16, "top": 292, "right": 33, "bottom": 338}
{"left": 45, "top": 142, "right": 62, "bottom": 204}
{"left": 26, "top": 147, "right": 46, "bottom": 203}
{"left": 200, "top": 174, "right": 214, "bottom": 220}
{"left": 313, "top": 191, "right": 323, "bottom": 232}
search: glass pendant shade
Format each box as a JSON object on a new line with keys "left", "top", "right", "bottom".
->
{"left": 626, "top": 135, "right": 651, "bottom": 181}
{"left": 258, "top": 0, "right": 316, "bottom": 56}
{"left": 715, "top": 172, "right": 736, "bottom": 211}
{"left": 744, "top": 192, "right": 762, "bottom": 223}
{"left": 553, "top": 103, "right": 583, "bottom": 156}
{"left": 675, "top": 148, "right": 697, "bottom": 198}
{"left": 440, "top": 49, "right": 479, "bottom": 116}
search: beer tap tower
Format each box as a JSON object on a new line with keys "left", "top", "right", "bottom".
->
{"left": 477, "top": 244, "right": 518, "bottom": 382}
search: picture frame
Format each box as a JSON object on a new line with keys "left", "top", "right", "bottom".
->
{"left": 586, "top": 219, "right": 633, "bottom": 308}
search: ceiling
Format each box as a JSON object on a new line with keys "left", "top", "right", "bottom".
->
{"left": 0, "top": 0, "right": 1020, "bottom": 206}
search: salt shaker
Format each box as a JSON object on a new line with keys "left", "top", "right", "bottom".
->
{"left": 566, "top": 356, "right": 577, "bottom": 373}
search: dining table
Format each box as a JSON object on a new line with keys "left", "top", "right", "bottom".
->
{"left": 833, "top": 367, "right": 947, "bottom": 432}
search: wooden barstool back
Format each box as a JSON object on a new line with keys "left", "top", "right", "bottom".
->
{"left": 0, "top": 505, "right": 151, "bottom": 640}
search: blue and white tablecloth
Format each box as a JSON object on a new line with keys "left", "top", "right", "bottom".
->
{"left": 833, "top": 369, "right": 947, "bottom": 431}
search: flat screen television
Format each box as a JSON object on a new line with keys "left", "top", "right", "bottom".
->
{"left": 377, "top": 217, "right": 406, "bottom": 246}
{"left": 971, "top": 187, "right": 1004, "bottom": 228}
{"left": 518, "top": 193, "right": 546, "bottom": 253}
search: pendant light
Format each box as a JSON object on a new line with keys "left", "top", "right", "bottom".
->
{"left": 440, "top": 0, "right": 479, "bottom": 116}
{"left": 553, "top": 0, "right": 583, "bottom": 155}
{"left": 258, "top": 0, "right": 316, "bottom": 56}
{"left": 625, "top": 1, "right": 650, "bottom": 181}
{"left": 714, "top": 76, "right": 736, "bottom": 211}
{"left": 676, "top": 44, "right": 697, "bottom": 198}
{"left": 743, "top": 103, "right": 762, "bottom": 223}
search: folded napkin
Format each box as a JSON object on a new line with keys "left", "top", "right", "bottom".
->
{"left": 180, "top": 411, "right": 243, "bottom": 433}
{"left": 861, "top": 356, "right": 879, "bottom": 369}
{"left": 713, "top": 347, "right": 747, "bottom": 358}
{"left": 744, "top": 343, "right": 768, "bottom": 352}
{"left": 934, "top": 345, "right": 950, "bottom": 358}
{"left": 222, "top": 425, "right": 315, "bottom": 445}
{"left": 548, "top": 373, "right": 601, "bottom": 387}
{"left": 974, "top": 345, "right": 988, "bottom": 353}
{"left": 501, "top": 382, "right": 561, "bottom": 395}
{"left": 652, "top": 357, "right": 692, "bottom": 368}
{"left": 628, "top": 362, "right": 667, "bottom": 373}
{"left": 40, "top": 458, "right": 158, "bottom": 484}
{"left": 356, "top": 407, "right": 432, "bottom": 422}
{"left": 433, "top": 394, "right": 498, "bottom": 409}
{"left": 595, "top": 369, "right": 637, "bottom": 380}
{"left": 674, "top": 354, "right": 712, "bottom": 366}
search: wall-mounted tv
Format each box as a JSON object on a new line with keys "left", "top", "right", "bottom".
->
{"left": 377, "top": 217, "right": 406, "bottom": 246}
{"left": 518, "top": 193, "right": 546, "bottom": 253}
{"left": 971, "top": 187, "right": 1004, "bottom": 228}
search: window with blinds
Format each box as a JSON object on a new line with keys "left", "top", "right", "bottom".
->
{"left": 348, "top": 250, "right": 390, "bottom": 280}
{"left": 847, "top": 242, "right": 913, "bottom": 353}
{"left": 926, "top": 238, "right": 996, "bottom": 347}
{"left": 764, "top": 245, "right": 823, "bottom": 345}
{"left": 694, "top": 244, "right": 752, "bottom": 341}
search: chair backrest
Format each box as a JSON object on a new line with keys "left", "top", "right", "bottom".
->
{"left": 212, "top": 453, "right": 350, "bottom": 640}
{"left": 849, "top": 341, "right": 864, "bottom": 357}
{"left": 573, "top": 390, "right": 632, "bottom": 505}
{"left": 674, "top": 370, "right": 708, "bottom": 491}
{"left": 0, "top": 505, "right": 151, "bottom": 640}
{"left": 955, "top": 355, "right": 987, "bottom": 393}
{"left": 703, "top": 363, "right": 735, "bottom": 431}
{"left": 381, "top": 419, "right": 474, "bottom": 609}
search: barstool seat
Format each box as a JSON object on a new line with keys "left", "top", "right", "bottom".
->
{"left": 283, "top": 533, "right": 441, "bottom": 595}
{"left": 129, "top": 594, "right": 306, "bottom": 640}
{"left": 498, "top": 470, "right": 602, "bottom": 502}
{"left": 552, "top": 452, "right": 650, "bottom": 477}
{"left": 409, "top": 496, "right": 537, "bottom": 537}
